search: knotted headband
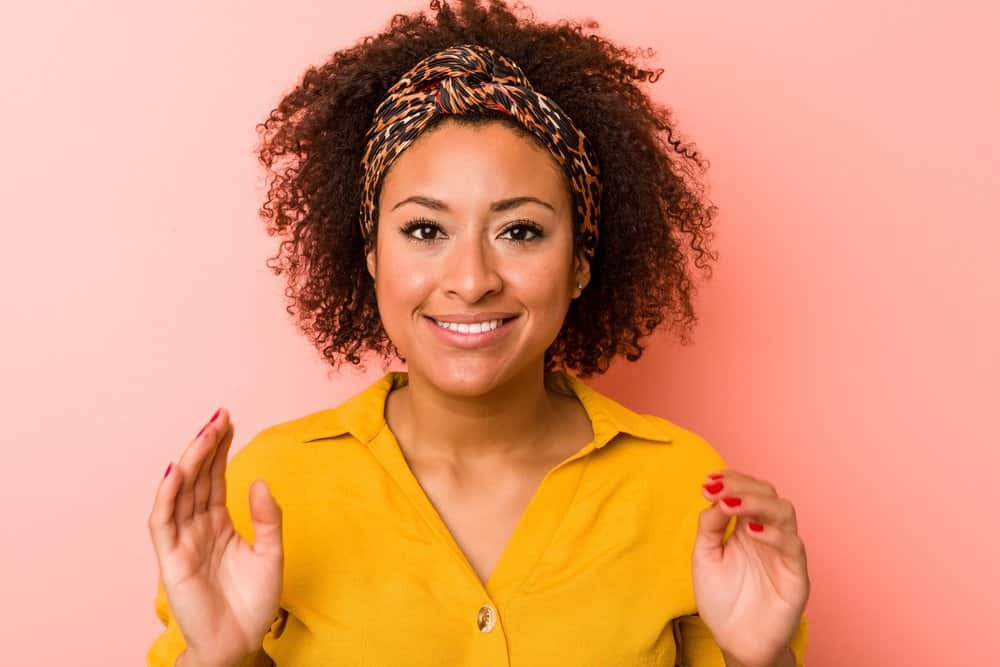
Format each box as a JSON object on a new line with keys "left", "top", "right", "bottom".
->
{"left": 358, "top": 43, "right": 602, "bottom": 266}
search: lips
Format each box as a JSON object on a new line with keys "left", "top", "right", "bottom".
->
{"left": 426, "top": 315, "right": 517, "bottom": 333}
{"left": 423, "top": 314, "right": 519, "bottom": 348}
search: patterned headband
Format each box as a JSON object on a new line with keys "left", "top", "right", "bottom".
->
{"left": 358, "top": 43, "right": 602, "bottom": 266}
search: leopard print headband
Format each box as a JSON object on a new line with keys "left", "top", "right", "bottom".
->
{"left": 358, "top": 43, "right": 602, "bottom": 266}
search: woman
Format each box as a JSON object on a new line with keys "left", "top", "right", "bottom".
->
{"left": 147, "top": 1, "right": 810, "bottom": 665}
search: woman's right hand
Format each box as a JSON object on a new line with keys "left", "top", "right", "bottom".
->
{"left": 148, "top": 409, "right": 284, "bottom": 667}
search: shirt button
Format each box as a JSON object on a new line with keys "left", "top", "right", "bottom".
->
{"left": 476, "top": 604, "right": 497, "bottom": 632}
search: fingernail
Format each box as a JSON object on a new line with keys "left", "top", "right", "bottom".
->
{"left": 722, "top": 497, "right": 742, "bottom": 507}
{"left": 707, "top": 473, "right": 724, "bottom": 480}
{"left": 703, "top": 482, "right": 724, "bottom": 494}
{"left": 163, "top": 462, "right": 173, "bottom": 479}
{"left": 196, "top": 408, "right": 220, "bottom": 439}
{"left": 748, "top": 521, "right": 764, "bottom": 532}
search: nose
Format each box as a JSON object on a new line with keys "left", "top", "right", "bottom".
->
{"left": 441, "top": 231, "right": 503, "bottom": 302}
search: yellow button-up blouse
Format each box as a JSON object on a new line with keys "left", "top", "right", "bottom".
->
{"left": 148, "top": 370, "right": 809, "bottom": 665}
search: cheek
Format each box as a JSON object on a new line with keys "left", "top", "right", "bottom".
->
{"left": 374, "top": 257, "right": 431, "bottom": 356}
{"left": 505, "top": 255, "right": 574, "bottom": 309}
{"left": 375, "top": 249, "right": 433, "bottom": 312}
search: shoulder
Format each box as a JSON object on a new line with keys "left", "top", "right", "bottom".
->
{"left": 223, "top": 373, "right": 396, "bottom": 490}
{"left": 222, "top": 411, "right": 363, "bottom": 539}
{"left": 226, "top": 415, "right": 315, "bottom": 471}
{"left": 224, "top": 409, "right": 359, "bottom": 492}
{"left": 641, "top": 414, "right": 728, "bottom": 471}
{"left": 566, "top": 372, "right": 727, "bottom": 474}
{"left": 604, "top": 412, "right": 730, "bottom": 494}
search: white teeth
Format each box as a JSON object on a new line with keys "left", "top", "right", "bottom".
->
{"left": 432, "top": 318, "right": 504, "bottom": 334}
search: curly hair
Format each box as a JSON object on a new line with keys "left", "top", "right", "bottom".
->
{"left": 254, "top": 0, "right": 719, "bottom": 379}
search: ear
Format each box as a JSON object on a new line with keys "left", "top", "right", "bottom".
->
{"left": 366, "top": 245, "right": 377, "bottom": 280}
{"left": 573, "top": 251, "right": 591, "bottom": 295}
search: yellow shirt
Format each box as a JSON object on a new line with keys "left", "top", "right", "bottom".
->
{"left": 148, "top": 370, "right": 809, "bottom": 666}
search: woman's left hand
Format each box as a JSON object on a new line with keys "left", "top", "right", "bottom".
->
{"left": 691, "top": 470, "right": 810, "bottom": 667}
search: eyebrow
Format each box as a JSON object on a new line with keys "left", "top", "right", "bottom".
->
{"left": 390, "top": 195, "right": 555, "bottom": 214}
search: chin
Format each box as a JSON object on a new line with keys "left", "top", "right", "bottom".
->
{"left": 411, "top": 357, "right": 520, "bottom": 396}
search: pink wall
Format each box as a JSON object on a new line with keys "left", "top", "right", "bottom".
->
{"left": 1, "top": 0, "right": 996, "bottom": 664}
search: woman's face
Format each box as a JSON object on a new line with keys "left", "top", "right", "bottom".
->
{"left": 367, "top": 119, "right": 590, "bottom": 395}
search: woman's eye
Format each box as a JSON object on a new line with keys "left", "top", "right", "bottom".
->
{"left": 401, "top": 221, "right": 444, "bottom": 242}
{"left": 500, "top": 223, "right": 543, "bottom": 243}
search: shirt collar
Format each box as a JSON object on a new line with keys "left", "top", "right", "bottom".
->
{"left": 300, "top": 371, "right": 674, "bottom": 447}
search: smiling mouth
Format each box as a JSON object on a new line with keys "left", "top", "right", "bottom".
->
{"left": 424, "top": 315, "right": 519, "bottom": 335}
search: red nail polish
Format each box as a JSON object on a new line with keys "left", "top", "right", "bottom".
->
{"left": 722, "top": 497, "right": 742, "bottom": 507}
{"left": 210, "top": 408, "right": 221, "bottom": 423}
{"left": 708, "top": 473, "right": 724, "bottom": 480}
{"left": 703, "top": 482, "right": 724, "bottom": 494}
{"left": 197, "top": 423, "right": 208, "bottom": 438}
{"left": 748, "top": 521, "right": 764, "bottom": 532}
{"left": 163, "top": 463, "right": 173, "bottom": 479}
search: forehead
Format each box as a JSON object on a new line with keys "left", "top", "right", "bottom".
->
{"left": 378, "top": 119, "right": 571, "bottom": 210}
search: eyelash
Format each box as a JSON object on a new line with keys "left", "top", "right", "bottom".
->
{"left": 399, "top": 218, "right": 545, "bottom": 246}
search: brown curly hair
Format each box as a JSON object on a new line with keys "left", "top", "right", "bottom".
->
{"left": 254, "top": 0, "right": 719, "bottom": 379}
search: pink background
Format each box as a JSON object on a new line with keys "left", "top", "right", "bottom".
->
{"left": 1, "top": 0, "right": 996, "bottom": 664}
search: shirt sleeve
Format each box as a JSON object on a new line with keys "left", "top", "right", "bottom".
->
{"left": 675, "top": 611, "right": 809, "bottom": 666}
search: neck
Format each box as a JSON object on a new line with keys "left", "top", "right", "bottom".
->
{"left": 386, "top": 363, "right": 562, "bottom": 471}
